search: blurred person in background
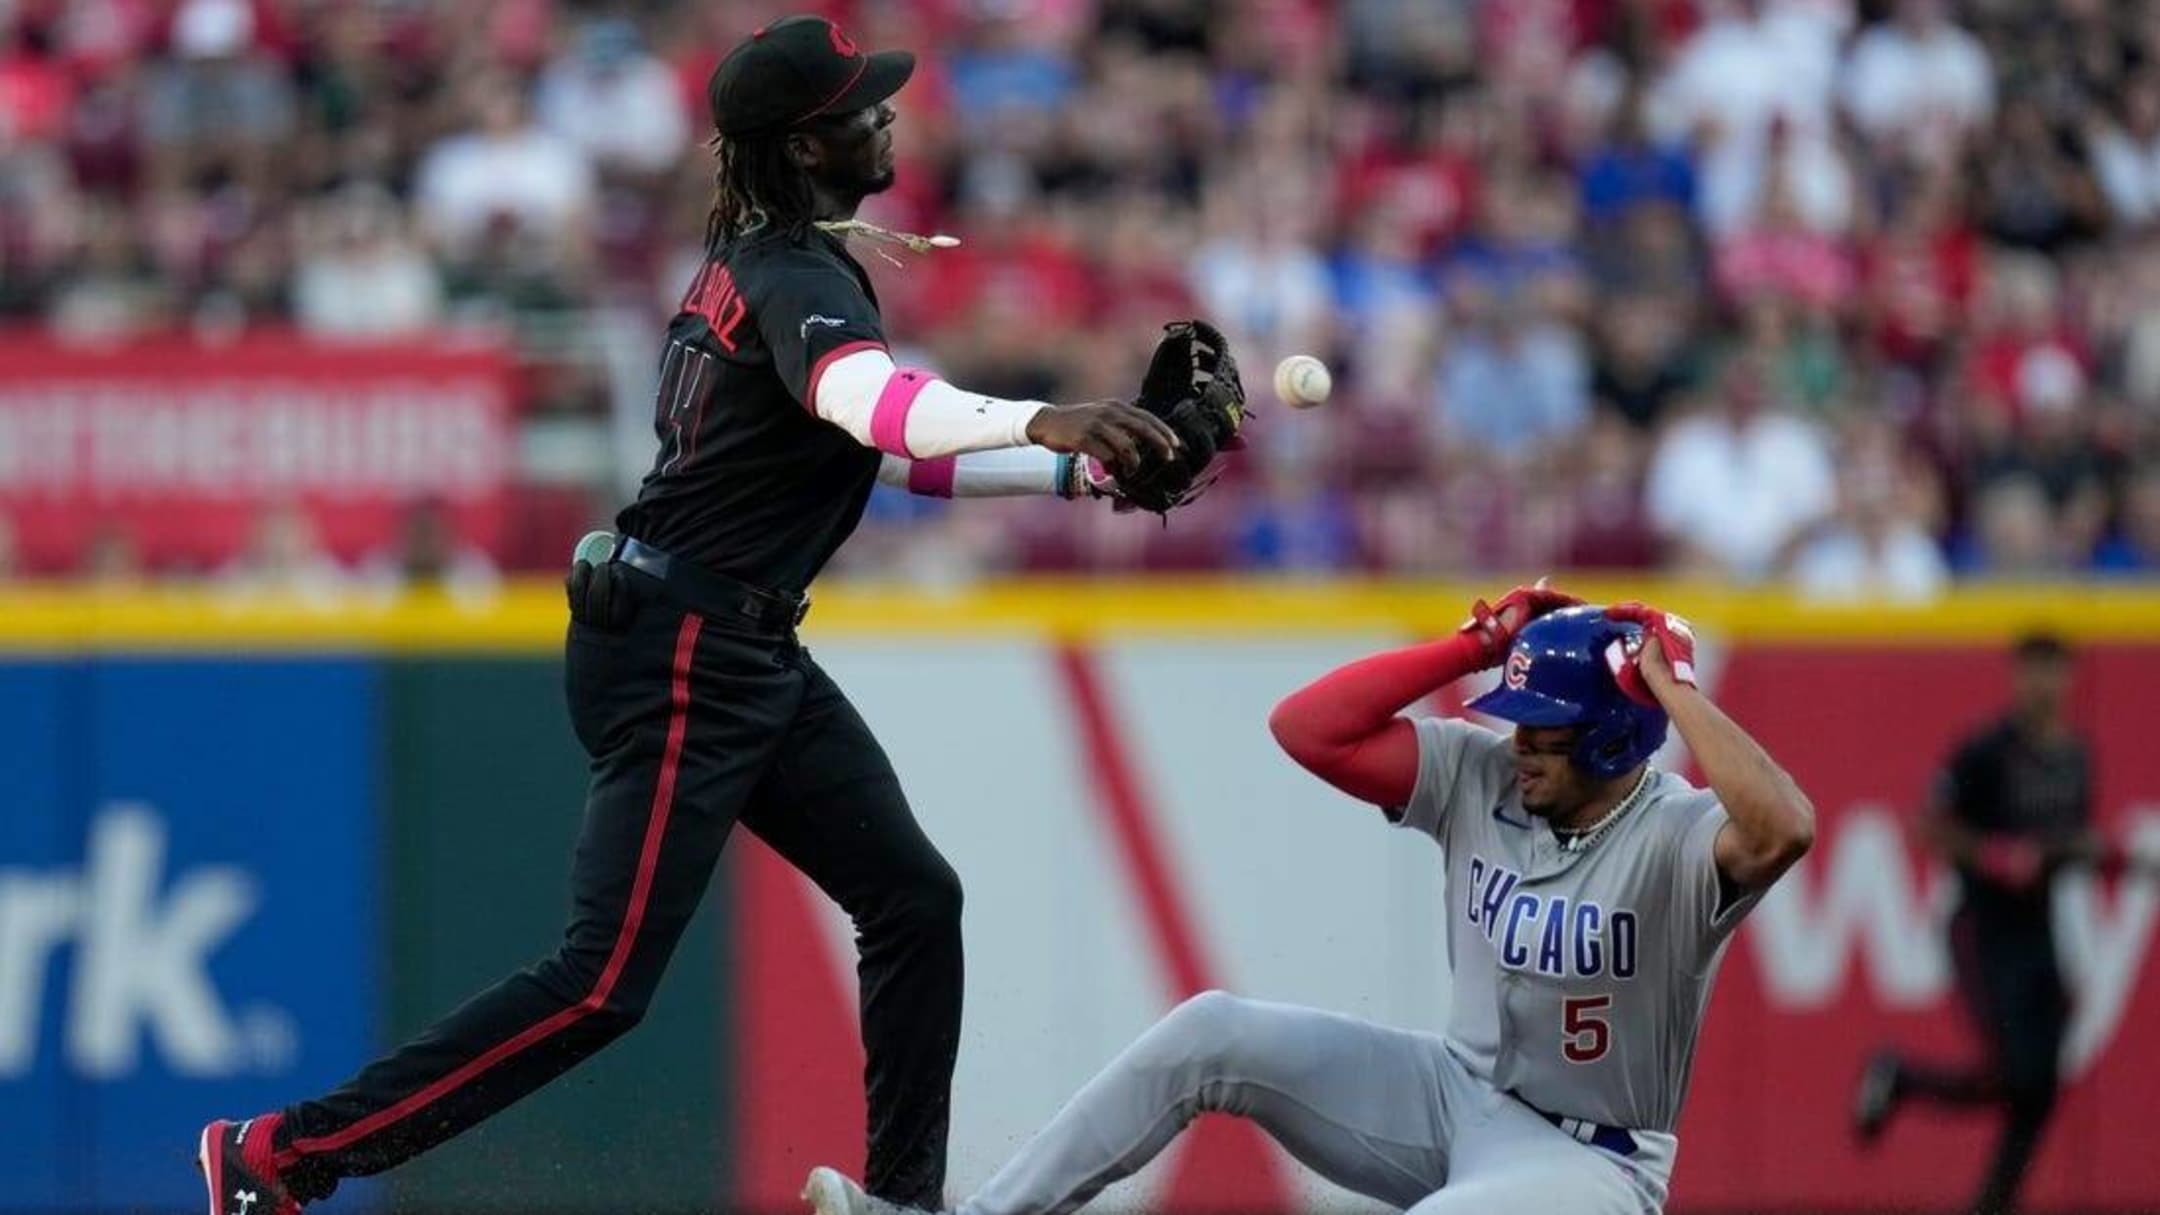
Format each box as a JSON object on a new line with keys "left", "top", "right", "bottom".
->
{"left": 1589, "top": 292, "right": 1695, "bottom": 431}
{"left": 2101, "top": 235, "right": 2160, "bottom": 412}
{"left": 1189, "top": 171, "right": 1331, "bottom": 367}
{"left": 2093, "top": 463, "right": 2160, "bottom": 574}
{"left": 2087, "top": 69, "right": 2160, "bottom": 229}
{"left": 1853, "top": 634, "right": 2132, "bottom": 1215}
{"left": 1736, "top": 296, "right": 1849, "bottom": 415}
{"left": 1575, "top": 86, "right": 1697, "bottom": 232}
{"left": 1712, "top": 174, "right": 1854, "bottom": 319}
{"left": 1652, "top": 0, "right": 1848, "bottom": 239}
{"left": 1559, "top": 409, "right": 1659, "bottom": 569}
{"left": 46, "top": 197, "right": 175, "bottom": 338}
{"left": 1840, "top": 0, "right": 1994, "bottom": 166}
{"left": 1959, "top": 255, "right": 2091, "bottom": 416}
{"left": 292, "top": 181, "right": 441, "bottom": 336}
{"left": 1089, "top": 192, "right": 1203, "bottom": 332}
{"left": 0, "top": 6, "right": 75, "bottom": 149}
{"left": 536, "top": 19, "right": 688, "bottom": 179}
{"left": 1335, "top": 97, "right": 1480, "bottom": 258}
{"left": 1787, "top": 415, "right": 1949, "bottom": 600}
{"left": 356, "top": 498, "right": 500, "bottom": 603}
{"left": 1960, "top": 475, "right": 2073, "bottom": 579}
{"left": 1341, "top": 0, "right": 1477, "bottom": 99}
{"left": 1236, "top": 439, "right": 1359, "bottom": 573}
{"left": 1956, "top": 283, "right": 2111, "bottom": 568}
{"left": 1857, "top": 161, "right": 1979, "bottom": 374}
{"left": 216, "top": 501, "right": 348, "bottom": 602}
{"left": 1441, "top": 169, "right": 1590, "bottom": 327}
{"left": 141, "top": 0, "right": 296, "bottom": 194}
{"left": 1329, "top": 196, "right": 1443, "bottom": 394}
{"left": 946, "top": 5, "right": 1079, "bottom": 136}
{"left": 413, "top": 69, "right": 594, "bottom": 275}
{"left": 1978, "top": 95, "right": 2103, "bottom": 253}
{"left": 1434, "top": 288, "right": 1590, "bottom": 462}
{"left": 539, "top": 15, "right": 692, "bottom": 291}
{"left": 1585, "top": 202, "right": 1707, "bottom": 321}
{"left": 82, "top": 522, "right": 146, "bottom": 587}
{"left": 1645, "top": 351, "right": 1835, "bottom": 579}
{"left": 913, "top": 198, "right": 1094, "bottom": 377}
{"left": 195, "top": 211, "right": 294, "bottom": 332}
{"left": 1357, "top": 471, "right": 1476, "bottom": 575}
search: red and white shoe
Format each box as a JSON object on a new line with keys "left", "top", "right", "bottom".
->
{"left": 803, "top": 1166, "right": 939, "bottom": 1215}
{"left": 197, "top": 1116, "right": 302, "bottom": 1215}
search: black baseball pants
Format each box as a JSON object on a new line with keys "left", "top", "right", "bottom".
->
{"left": 1893, "top": 908, "right": 2068, "bottom": 1215}
{"left": 272, "top": 570, "right": 963, "bottom": 1208}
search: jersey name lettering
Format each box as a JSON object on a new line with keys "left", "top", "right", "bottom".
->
{"left": 682, "top": 263, "right": 749, "bottom": 352}
{"left": 1465, "top": 855, "right": 1637, "bottom": 980}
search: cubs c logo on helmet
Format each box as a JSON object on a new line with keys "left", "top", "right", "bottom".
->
{"left": 828, "top": 21, "right": 859, "bottom": 57}
{"left": 1504, "top": 649, "right": 1532, "bottom": 690}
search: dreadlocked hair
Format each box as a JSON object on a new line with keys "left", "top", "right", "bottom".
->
{"left": 704, "top": 130, "right": 815, "bottom": 250}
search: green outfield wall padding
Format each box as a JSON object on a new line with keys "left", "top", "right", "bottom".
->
{"left": 382, "top": 658, "right": 733, "bottom": 1214}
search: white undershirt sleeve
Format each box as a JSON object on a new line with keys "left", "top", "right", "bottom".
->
{"left": 877, "top": 449, "right": 1068, "bottom": 498}
{"left": 813, "top": 347, "right": 1049, "bottom": 460}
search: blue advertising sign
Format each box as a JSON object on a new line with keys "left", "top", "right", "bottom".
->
{"left": 0, "top": 659, "right": 381, "bottom": 1212}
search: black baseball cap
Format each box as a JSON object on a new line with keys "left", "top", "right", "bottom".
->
{"left": 708, "top": 15, "right": 914, "bottom": 139}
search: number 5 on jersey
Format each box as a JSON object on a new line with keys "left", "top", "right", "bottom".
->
{"left": 1562, "top": 995, "right": 1612, "bottom": 1063}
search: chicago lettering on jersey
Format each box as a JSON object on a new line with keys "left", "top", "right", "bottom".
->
{"left": 1465, "top": 855, "right": 1637, "bottom": 980}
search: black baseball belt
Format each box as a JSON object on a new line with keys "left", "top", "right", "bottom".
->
{"left": 613, "top": 537, "right": 811, "bottom": 633}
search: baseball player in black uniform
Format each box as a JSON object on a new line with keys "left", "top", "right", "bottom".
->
{"left": 1851, "top": 633, "right": 2122, "bottom": 1215}
{"left": 196, "top": 16, "right": 1244, "bottom": 1215}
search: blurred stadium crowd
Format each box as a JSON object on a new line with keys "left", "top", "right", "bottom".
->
{"left": 5, "top": 0, "right": 2160, "bottom": 591}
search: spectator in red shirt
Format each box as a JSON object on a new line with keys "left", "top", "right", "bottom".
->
{"left": 1960, "top": 254, "right": 2092, "bottom": 430}
{"left": 0, "top": 10, "right": 75, "bottom": 143}
{"left": 1858, "top": 162, "right": 1979, "bottom": 370}
{"left": 908, "top": 200, "right": 1093, "bottom": 335}
{"left": 1713, "top": 169, "right": 1853, "bottom": 314}
{"left": 1335, "top": 98, "right": 1479, "bottom": 258}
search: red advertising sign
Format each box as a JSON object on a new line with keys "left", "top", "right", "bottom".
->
{"left": 0, "top": 333, "right": 514, "bottom": 571}
{"left": 1673, "top": 644, "right": 2160, "bottom": 1213}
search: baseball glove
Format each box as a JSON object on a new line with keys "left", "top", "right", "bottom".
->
{"left": 1114, "top": 319, "right": 1249, "bottom": 514}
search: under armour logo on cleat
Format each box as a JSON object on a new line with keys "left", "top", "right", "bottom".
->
{"left": 231, "top": 1190, "right": 258, "bottom": 1215}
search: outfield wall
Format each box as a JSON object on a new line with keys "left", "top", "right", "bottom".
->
{"left": 2, "top": 580, "right": 2157, "bottom": 1214}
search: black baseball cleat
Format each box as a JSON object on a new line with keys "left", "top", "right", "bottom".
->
{"left": 198, "top": 1117, "right": 301, "bottom": 1215}
{"left": 1852, "top": 1052, "right": 1901, "bottom": 1144}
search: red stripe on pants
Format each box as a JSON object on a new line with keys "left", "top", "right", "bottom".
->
{"left": 278, "top": 613, "right": 707, "bottom": 1166}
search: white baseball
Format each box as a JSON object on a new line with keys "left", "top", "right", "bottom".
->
{"left": 1273, "top": 355, "right": 1332, "bottom": 409}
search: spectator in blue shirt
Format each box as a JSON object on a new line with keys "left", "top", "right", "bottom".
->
{"left": 1578, "top": 92, "right": 1698, "bottom": 227}
{"left": 2093, "top": 464, "right": 2160, "bottom": 574}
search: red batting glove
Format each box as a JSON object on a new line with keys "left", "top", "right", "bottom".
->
{"left": 1974, "top": 837, "right": 2046, "bottom": 891}
{"left": 1603, "top": 602, "right": 1698, "bottom": 705}
{"left": 1460, "top": 579, "right": 1585, "bottom": 668}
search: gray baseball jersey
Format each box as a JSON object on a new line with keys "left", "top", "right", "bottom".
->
{"left": 1398, "top": 715, "right": 1761, "bottom": 1134}
{"left": 944, "top": 714, "right": 1756, "bottom": 1215}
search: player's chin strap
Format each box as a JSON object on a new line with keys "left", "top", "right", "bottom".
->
{"left": 815, "top": 219, "right": 960, "bottom": 267}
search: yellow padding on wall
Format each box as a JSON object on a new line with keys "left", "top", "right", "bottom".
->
{"left": 1, "top": 578, "right": 2156, "bottom": 653}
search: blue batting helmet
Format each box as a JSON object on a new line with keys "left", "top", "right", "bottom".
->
{"left": 1465, "top": 605, "right": 1668, "bottom": 779}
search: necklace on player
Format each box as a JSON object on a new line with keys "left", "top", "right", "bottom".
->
{"left": 1553, "top": 767, "right": 1654, "bottom": 853}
